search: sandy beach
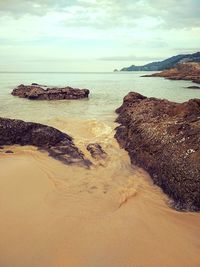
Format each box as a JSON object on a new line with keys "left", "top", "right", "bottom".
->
{"left": 0, "top": 119, "right": 199, "bottom": 267}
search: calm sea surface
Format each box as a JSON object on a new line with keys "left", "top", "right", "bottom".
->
{"left": 0, "top": 71, "right": 199, "bottom": 125}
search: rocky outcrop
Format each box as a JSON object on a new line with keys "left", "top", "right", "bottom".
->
{"left": 12, "top": 84, "right": 90, "bottom": 100}
{"left": 120, "top": 52, "right": 200, "bottom": 71}
{"left": 87, "top": 143, "right": 107, "bottom": 160}
{"left": 0, "top": 117, "right": 91, "bottom": 167}
{"left": 115, "top": 92, "right": 200, "bottom": 211}
{"left": 142, "top": 62, "right": 200, "bottom": 84}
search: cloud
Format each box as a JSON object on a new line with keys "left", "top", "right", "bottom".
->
{"left": 0, "top": 0, "right": 75, "bottom": 16}
{"left": 0, "top": 0, "right": 199, "bottom": 71}
{"left": 151, "top": 0, "right": 200, "bottom": 28}
{"left": 0, "top": 0, "right": 199, "bottom": 29}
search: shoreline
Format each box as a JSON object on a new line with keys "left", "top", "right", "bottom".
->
{"left": 142, "top": 62, "right": 200, "bottom": 85}
{"left": 0, "top": 74, "right": 199, "bottom": 267}
{"left": 0, "top": 133, "right": 200, "bottom": 267}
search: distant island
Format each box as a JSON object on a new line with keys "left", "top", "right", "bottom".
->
{"left": 120, "top": 52, "right": 200, "bottom": 71}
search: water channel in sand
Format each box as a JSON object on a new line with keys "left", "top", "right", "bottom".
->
{"left": 0, "top": 72, "right": 200, "bottom": 266}
{"left": 0, "top": 118, "right": 200, "bottom": 267}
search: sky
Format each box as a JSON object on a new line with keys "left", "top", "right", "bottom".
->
{"left": 0, "top": 0, "right": 199, "bottom": 72}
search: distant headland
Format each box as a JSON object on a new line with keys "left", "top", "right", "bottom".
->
{"left": 119, "top": 52, "right": 200, "bottom": 71}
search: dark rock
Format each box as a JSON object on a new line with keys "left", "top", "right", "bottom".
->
{"left": 31, "top": 83, "right": 47, "bottom": 87}
{"left": 87, "top": 143, "right": 107, "bottom": 160}
{"left": 31, "top": 83, "right": 39, "bottom": 86}
{"left": 5, "top": 150, "right": 14, "bottom": 154}
{"left": 0, "top": 117, "right": 91, "bottom": 167}
{"left": 12, "top": 84, "right": 90, "bottom": 100}
{"left": 193, "top": 78, "right": 200, "bottom": 84}
{"left": 115, "top": 92, "right": 200, "bottom": 211}
{"left": 187, "top": 86, "right": 200, "bottom": 89}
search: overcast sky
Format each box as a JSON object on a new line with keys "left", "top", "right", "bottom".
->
{"left": 0, "top": 0, "right": 199, "bottom": 72}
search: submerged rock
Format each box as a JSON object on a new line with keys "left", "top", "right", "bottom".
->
{"left": 115, "top": 92, "right": 200, "bottom": 211}
{"left": 0, "top": 117, "right": 91, "bottom": 167}
{"left": 87, "top": 143, "right": 107, "bottom": 160}
{"left": 12, "top": 84, "right": 90, "bottom": 100}
{"left": 187, "top": 86, "right": 200, "bottom": 89}
{"left": 5, "top": 150, "right": 14, "bottom": 154}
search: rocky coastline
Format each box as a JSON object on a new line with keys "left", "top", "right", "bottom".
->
{"left": 0, "top": 117, "right": 91, "bottom": 167}
{"left": 142, "top": 62, "right": 200, "bottom": 84}
{"left": 115, "top": 92, "right": 200, "bottom": 211}
{"left": 12, "top": 83, "right": 90, "bottom": 100}
{"left": 120, "top": 52, "right": 200, "bottom": 72}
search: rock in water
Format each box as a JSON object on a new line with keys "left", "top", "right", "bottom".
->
{"left": 5, "top": 150, "right": 14, "bottom": 154}
{"left": 115, "top": 92, "right": 200, "bottom": 211}
{"left": 187, "top": 86, "right": 200, "bottom": 89}
{"left": 0, "top": 117, "right": 91, "bottom": 167}
{"left": 87, "top": 143, "right": 107, "bottom": 160}
{"left": 12, "top": 84, "right": 90, "bottom": 100}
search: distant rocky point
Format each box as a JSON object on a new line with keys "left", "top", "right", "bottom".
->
{"left": 142, "top": 62, "right": 200, "bottom": 84}
{"left": 115, "top": 92, "right": 200, "bottom": 211}
{"left": 120, "top": 52, "right": 200, "bottom": 71}
{"left": 12, "top": 84, "right": 90, "bottom": 100}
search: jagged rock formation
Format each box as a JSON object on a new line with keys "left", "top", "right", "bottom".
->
{"left": 115, "top": 92, "right": 200, "bottom": 211}
{"left": 0, "top": 117, "right": 91, "bottom": 167}
{"left": 87, "top": 143, "right": 107, "bottom": 160}
{"left": 120, "top": 52, "right": 200, "bottom": 71}
{"left": 12, "top": 84, "right": 90, "bottom": 100}
{"left": 142, "top": 62, "right": 200, "bottom": 84}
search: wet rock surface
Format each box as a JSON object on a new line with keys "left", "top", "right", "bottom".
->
{"left": 115, "top": 92, "right": 200, "bottom": 211}
{"left": 0, "top": 117, "right": 91, "bottom": 167}
{"left": 12, "top": 84, "right": 90, "bottom": 100}
{"left": 142, "top": 62, "right": 200, "bottom": 84}
{"left": 87, "top": 143, "right": 107, "bottom": 160}
{"left": 5, "top": 150, "right": 14, "bottom": 154}
{"left": 187, "top": 86, "right": 200, "bottom": 89}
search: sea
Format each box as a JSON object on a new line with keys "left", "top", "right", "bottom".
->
{"left": 0, "top": 71, "right": 199, "bottom": 124}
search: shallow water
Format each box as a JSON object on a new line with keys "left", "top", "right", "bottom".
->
{"left": 0, "top": 72, "right": 200, "bottom": 267}
{"left": 0, "top": 71, "right": 199, "bottom": 123}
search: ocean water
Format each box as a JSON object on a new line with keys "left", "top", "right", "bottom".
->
{"left": 0, "top": 72, "right": 200, "bottom": 267}
{"left": 0, "top": 71, "right": 199, "bottom": 124}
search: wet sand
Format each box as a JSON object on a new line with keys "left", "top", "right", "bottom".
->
{"left": 0, "top": 119, "right": 200, "bottom": 267}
